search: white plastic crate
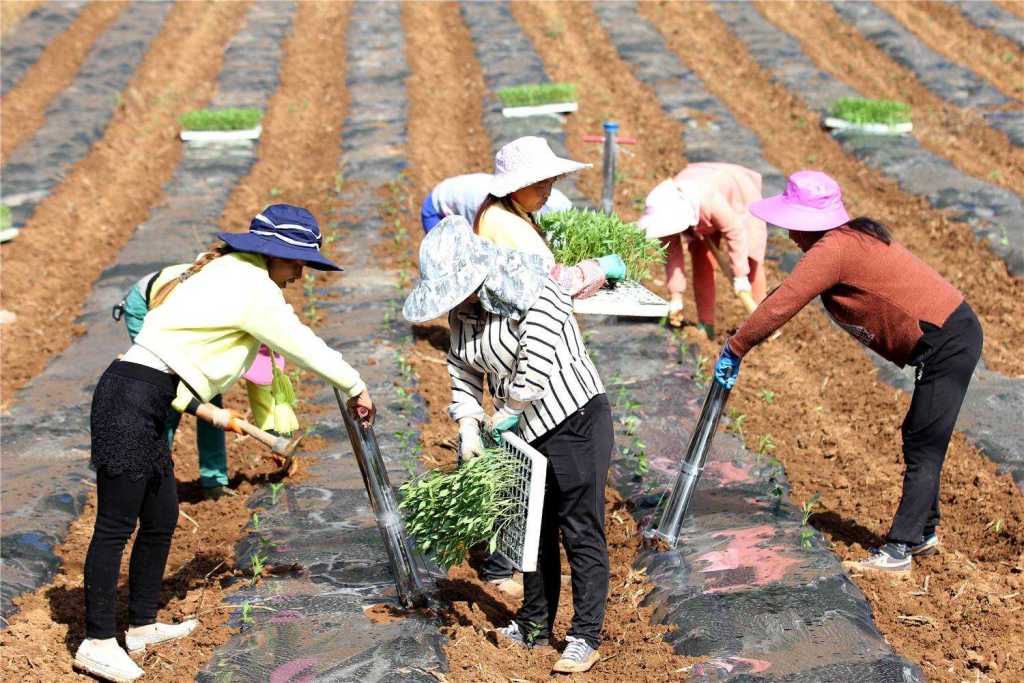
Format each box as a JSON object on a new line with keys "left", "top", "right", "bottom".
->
{"left": 572, "top": 280, "right": 669, "bottom": 318}
{"left": 495, "top": 432, "right": 547, "bottom": 572}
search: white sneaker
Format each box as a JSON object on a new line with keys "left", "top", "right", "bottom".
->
{"left": 124, "top": 619, "right": 199, "bottom": 654}
{"left": 73, "top": 638, "right": 144, "bottom": 682}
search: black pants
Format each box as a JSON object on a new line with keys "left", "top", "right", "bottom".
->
{"left": 887, "top": 301, "right": 983, "bottom": 546}
{"left": 84, "top": 362, "right": 179, "bottom": 639}
{"left": 515, "top": 394, "right": 612, "bottom": 650}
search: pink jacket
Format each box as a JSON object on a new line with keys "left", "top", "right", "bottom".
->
{"left": 674, "top": 162, "right": 767, "bottom": 276}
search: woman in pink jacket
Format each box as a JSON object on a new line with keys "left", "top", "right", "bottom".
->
{"left": 638, "top": 162, "right": 768, "bottom": 335}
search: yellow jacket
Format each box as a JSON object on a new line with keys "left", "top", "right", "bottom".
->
{"left": 477, "top": 201, "right": 554, "bottom": 266}
{"left": 136, "top": 252, "right": 365, "bottom": 411}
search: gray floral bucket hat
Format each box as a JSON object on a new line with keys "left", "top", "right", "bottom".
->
{"left": 402, "top": 216, "right": 550, "bottom": 324}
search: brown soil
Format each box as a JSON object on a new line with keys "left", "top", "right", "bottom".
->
{"left": 754, "top": 1, "right": 1024, "bottom": 202}
{"left": 0, "top": 0, "right": 251, "bottom": 407}
{"left": 391, "top": 4, "right": 698, "bottom": 679}
{"left": 0, "top": 1, "right": 355, "bottom": 680}
{"left": 879, "top": 0, "right": 1024, "bottom": 100}
{"left": 996, "top": 0, "right": 1024, "bottom": 20}
{"left": 637, "top": 2, "right": 1024, "bottom": 679}
{"left": 647, "top": 0, "right": 1024, "bottom": 379}
{"left": 509, "top": 1, "right": 684, "bottom": 224}
{"left": 0, "top": 1, "right": 129, "bottom": 162}
{"left": 0, "top": 0, "right": 43, "bottom": 36}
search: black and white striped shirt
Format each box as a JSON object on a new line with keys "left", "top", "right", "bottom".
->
{"left": 447, "top": 279, "right": 605, "bottom": 443}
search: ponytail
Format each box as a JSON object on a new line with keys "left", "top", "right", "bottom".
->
{"left": 846, "top": 216, "right": 892, "bottom": 245}
{"left": 149, "top": 245, "right": 234, "bottom": 309}
{"left": 472, "top": 193, "right": 543, "bottom": 237}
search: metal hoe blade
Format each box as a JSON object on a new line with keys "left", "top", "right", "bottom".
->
{"left": 647, "top": 380, "right": 731, "bottom": 548}
{"left": 334, "top": 388, "right": 428, "bottom": 608}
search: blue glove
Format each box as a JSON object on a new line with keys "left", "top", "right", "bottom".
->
{"left": 714, "top": 343, "right": 742, "bottom": 389}
{"left": 596, "top": 254, "right": 627, "bottom": 281}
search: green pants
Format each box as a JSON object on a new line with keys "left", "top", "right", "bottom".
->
{"left": 164, "top": 394, "right": 228, "bottom": 489}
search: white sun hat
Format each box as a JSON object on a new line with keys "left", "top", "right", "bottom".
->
{"left": 490, "top": 136, "right": 591, "bottom": 198}
{"left": 637, "top": 178, "right": 701, "bottom": 240}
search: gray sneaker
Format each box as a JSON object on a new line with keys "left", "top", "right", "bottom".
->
{"left": 842, "top": 543, "right": 912, "bottom": 574}
{"left": 496, "top": 622, "right": 548, "bottom": 649}
{"left": 552, "top": 636, "right": 600, "bottom": 673}
{"left": 910, "top": 533, "right": 939, "bottom": 557}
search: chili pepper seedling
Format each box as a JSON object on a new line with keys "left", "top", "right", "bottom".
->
{"left": 539, "top": 209, "right": 666, "bottom": 281}
{"left": 179, "top": 107, "right": 263, "bottom": 131}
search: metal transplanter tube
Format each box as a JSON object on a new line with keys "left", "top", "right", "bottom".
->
{"left": 647, "top": 380, "right": 731, "bottom": 548}
{"left": 334, "top": 388, "right": 428, "bottom": 608}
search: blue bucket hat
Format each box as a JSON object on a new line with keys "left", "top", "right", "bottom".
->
{"left": 216, "top": 204, "right": 342, "bottom": 271}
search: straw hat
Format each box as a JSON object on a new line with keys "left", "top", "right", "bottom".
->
{"left": 490, "top": 136, "right": 590, "bottom": 198}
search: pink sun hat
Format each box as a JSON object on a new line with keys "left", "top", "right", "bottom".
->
{"left": 243, "top": 344, "right": 285, "bottom": 386}
{"left": 749, "top": 170, "right": 850, "bottom": 232}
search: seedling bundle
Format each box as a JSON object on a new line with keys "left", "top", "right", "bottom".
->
{"left": 179, "top": 107, "right": 264, "bottom": 142}
{"left": 824, "top": 97, "right": 912, "bottom": 135}
{"left": 539, "top": 208, "right": 666, "bottom": 281}
{"left": 400, "top": 433, "right": 546, "bottom": 572}
{"left": 498, "top": 82, "right": 578, "bottom": 118}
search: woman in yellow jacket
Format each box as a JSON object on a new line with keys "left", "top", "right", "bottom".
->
{"left": 74, "top": 205, "right": 373, "bottom": 683}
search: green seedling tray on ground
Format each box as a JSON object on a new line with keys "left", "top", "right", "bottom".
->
{"left": 825, "top": 97, "right": 912, "bottom": 135}
{"left": 179, "top": 107, "right": 263, "bottom": 142}
{"left": 498, "top": 83, "right": 578, "bottom": 118}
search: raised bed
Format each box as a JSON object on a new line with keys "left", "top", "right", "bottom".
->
{"left": 956, "top": 0, "right": 1024, "bottom": 50}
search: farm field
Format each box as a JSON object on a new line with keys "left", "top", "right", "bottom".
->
{"left": 1, "top": 2, "right": 1023, "bottom": 682}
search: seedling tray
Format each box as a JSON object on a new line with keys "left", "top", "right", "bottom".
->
{"left": 823, "top": 117, "right": 912, "bottom": 135}
{"left": 180, "top": 125, "right": 262, "bottom": 142}
{"left": 573, "top": 280, "right": 669, "bottom": 318}
{"left": 502, "top": 101, "right": 578, "bottom": 118}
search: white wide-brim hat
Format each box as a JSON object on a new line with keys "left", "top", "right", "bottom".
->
{"left": 637, "top": 179, "right": 700, "bottom": 240}
{"left": 490, "top": 136, "right": 591, "bottom": 198}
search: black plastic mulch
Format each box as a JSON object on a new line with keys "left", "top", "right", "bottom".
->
{"left": 955, "top": 1, "right": 1024, "bottom": 50}
{"left": 0, "top": 0, "right": 87, "bottom": 96}
{"left": 201, "top": 3, "right": 446, "bottom": 680}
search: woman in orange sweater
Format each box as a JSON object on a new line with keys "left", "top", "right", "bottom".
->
{"left": 714, "top": 171, "right": 982, "bottom": 574}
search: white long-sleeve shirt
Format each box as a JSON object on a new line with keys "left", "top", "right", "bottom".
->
{"left": 446, "top": 279, "right": 604, "bottom": 442}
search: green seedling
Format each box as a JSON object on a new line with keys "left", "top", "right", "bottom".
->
{"left": 250, "top": 552, "right": 267, "bottom": 585}
{"left": 269, "top": 482, "right": 284, "bottom": 506}
{"left": 829, "top": 97, "right": 911, "bottom": 126}
{"left": 251, "top": 512, "right": 261, "bottom": 531}
{"left": 799, "top": 528, "right": 815, "bottom": 549}
{"left": 726, "top": 409, "right": 747, "bottom": 438}
{"left": 526, "top": 621, "right": 546, "bottom": 645}
{"left": 400, "top": 448, "right": 522, "bottom": 569}
{"left": 622, "top": 414, "right": 640, "bottom": 436}
{"left": 694, "top": 354, "right": 710, "bottom": 388}
{"left": 538, "top": 209, "right": 666, "bottom": 281}
{"left": 0, "top": 204, "right": 10, "bottom": 230}
{"left": 986, "top": 518, "right": 1005, "bottom": 535}
{"left": 800, "top": 493, "right": 821, "bottom": 526}
{"left": 757, "top": 434, "right": 776, "bottom": 456}
{"left": 179, "top": 107, "right": 262, "bottom": 131}
{"left": 240, "top": 601, "right": 253, "bottom": 624}
{"left": 497, "top": 82, "right": 576, "bottom": 107}
{"left": 759, "top": 389, "right": 775, "bottom": 404}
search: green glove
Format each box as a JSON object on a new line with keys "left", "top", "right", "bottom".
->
{"left": 596, "top": 254, "right": 627, "bottom": 281}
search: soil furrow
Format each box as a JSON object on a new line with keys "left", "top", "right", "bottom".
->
{"left": 754, "top": 0, "right": 1024, "bottom": 200}
{"left": 0, "top": 0, "right": 250, "bottom": 406}
{"left": 0, "top": 1, "right": 128, "bottom": 162}
{"left": 640, "top": 0, "right": 1024, "bottom": 379}
{"left": 509, "top": 1, "right": 682, "bottom": 223}
{"left": 0, "top": 0, "right": 83, "bottom": 92}
{"left": 635, "top": 2, "right": 1024, "bottom": 679}
{"left": 878, "top": 0, "right": 1024, "bottom": 101}
{"left": 997, "top": 0, "right": 1024, "bottom": 20}
{"left": 0, "top": 0, "right": 44, "bottom": 36}
{"left": 0, "top": 2, "right": 355, "bottom": 680}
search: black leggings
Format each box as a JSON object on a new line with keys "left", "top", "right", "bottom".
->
{"left": 84, "top": 361, "right": 179, "bottom": 639}
{"left": 515, "top": 394, "right": 613, "bottom": 650}
{"left": 888, "top": 301, "right": 983, "bottom": 545}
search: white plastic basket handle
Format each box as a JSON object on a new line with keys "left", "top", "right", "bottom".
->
{"left": 497, "top": 432, "right": 548, "bottom": 572}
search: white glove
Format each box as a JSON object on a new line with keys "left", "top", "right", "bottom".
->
{"left": 732, "top": 276, "right": 752, "bottom": 293}
{"left": 458, "top": 418, "right": 485, "bottom": 462}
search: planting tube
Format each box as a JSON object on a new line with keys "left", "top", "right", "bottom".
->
{"left": 334, "top": 388, "right": 428, "bottom": 608}
{"left": 601, "top": 121, "right": 619, "bottom": 214}
{"left": 647, "top": 379, "right": 731, "bottom": 548}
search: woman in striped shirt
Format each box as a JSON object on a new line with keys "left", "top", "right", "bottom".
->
{"left": 404, "top": 217, "right": 612, "bottom": 674}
